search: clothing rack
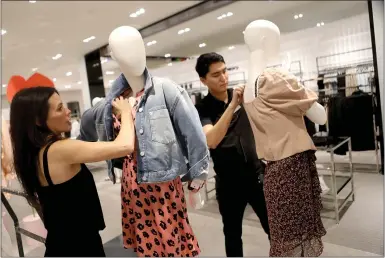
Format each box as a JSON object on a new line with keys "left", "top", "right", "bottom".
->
{"left": 313, "top": 58, "right": 381, "bottom": 174}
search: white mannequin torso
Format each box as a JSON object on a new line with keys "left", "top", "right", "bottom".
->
{"left": 243, "top": 20, "right": 327, "bottom": 125}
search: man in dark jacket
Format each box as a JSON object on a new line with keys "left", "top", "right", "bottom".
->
{"left": 194, "top": 52, "right": 270, "bottom": 257}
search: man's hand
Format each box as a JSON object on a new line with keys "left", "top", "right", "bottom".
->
{"left": 230, "top": 85, "right": 245, "bottom": 109}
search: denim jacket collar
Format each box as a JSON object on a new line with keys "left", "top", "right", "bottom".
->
{"left": 104, "top": 67, "right": 152, "bottom": 141}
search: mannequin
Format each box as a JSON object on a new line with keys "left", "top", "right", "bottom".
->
{"left": 242, "top": 20, "right": 327, "bottom": 257}
{"left": 243, "top": 20, "right": 327, "bottom": 125}
{"left": 106, "top": 26, "right": 208, "bottom": 257}
{"left": 109, "top": 26, "right": 146, "bottom": 97}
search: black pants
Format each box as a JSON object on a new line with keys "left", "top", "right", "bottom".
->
{"left": 216, "top": 175, "right": 270, "bottom": 257}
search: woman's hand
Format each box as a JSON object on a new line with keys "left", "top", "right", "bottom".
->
{"left": 112, "top": 96, "right": 132, "bottom": 116}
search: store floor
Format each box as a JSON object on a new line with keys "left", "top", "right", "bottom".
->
{"left": 1, "top": 157, "right": 383, "bottom": 257}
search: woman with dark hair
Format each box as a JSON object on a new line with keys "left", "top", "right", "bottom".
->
{"left": 9, "top": 86, "right": 135, "bottom": 257}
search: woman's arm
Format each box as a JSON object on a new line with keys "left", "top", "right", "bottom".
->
{"left": 53, "top": 97, "right": 136, "bottom": 164}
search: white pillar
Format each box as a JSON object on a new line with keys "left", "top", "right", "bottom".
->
{"left": 79, "top": 57, "right": 91, "bottom": 112}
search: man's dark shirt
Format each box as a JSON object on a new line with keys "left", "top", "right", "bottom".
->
{"left": 195, "top": 89, "right": 265, "bottom": 181}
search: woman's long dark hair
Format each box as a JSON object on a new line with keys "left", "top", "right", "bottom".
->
{"left": 9, "top": 86, "right": 60, "bottom": 208}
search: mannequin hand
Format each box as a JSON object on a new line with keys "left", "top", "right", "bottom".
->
{"left": 230, "top": 85, "right": 245, "bottom": 109}
{"left": 112, "top": 96, "right": 132, "bottom": 116}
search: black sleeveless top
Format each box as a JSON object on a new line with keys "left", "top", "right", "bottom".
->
{"left": 37, "top": 143, "right": 105, "bottom": 234}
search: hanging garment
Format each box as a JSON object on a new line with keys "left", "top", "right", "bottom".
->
{"left": 345, "top": 92, "right": 375, "bottom": 151}
{"left": 337, "top": 71, "right": 346, "bottom": 97}
{"left": 304, "top": 116, "right": 316, "bottom": 137}
{"left": 327, "top": 93, "right": 375, "bottom": 152}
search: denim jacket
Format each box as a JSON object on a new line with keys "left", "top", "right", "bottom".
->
{"left": 98, "top": 68, "right": 210, "bottom": 184}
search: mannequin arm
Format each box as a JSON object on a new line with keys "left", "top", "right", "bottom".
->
{"left": 305, "top": 102, "right": 327, "bottom": 125}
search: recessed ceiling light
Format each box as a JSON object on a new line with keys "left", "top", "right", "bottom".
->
{"left": 146, "top": 40, "right": 157, "bottom": 46}
{"left": 1, "top": 29, "right": 7, "bottom": 35}
{"left": 242, "top": 31, "right": 245, "bottom": 34}
{"left": 317, "top": 22, "right": 325, "bottom": 27}
{"left": 321, "top": 22, "right": 325, "bottom": 26}
{"left": 299, "top": 13, "right": 303, "bottom": 18}
{"left": 178, "top": 28, "right": 191, "bottom": 35}
{"left": 52, "top": 53, "right": 62, "bottom": 60}
{"left": 29, "top": 0, "right": 36, "bottom": 3}
{"left": 199, "top": 43, "right": 206, "bottom": 48}
{"left": 106, "top": 71, "right": 115, "bottom": 75}
{"left": 294, "top": 15, "right": 299, "bottom": 19}
{"left": 77, "top": 81, "right": 82, "bottom": 84}
{"left": 217, "top": 12, "right": 233, "bottom": 20}
{"left": 168, "top": 63, "right": 172, "bottom": 66}
{"left": 228, "top": 46, "right": 235, "bottom": 50}
{"left": 66, "top": 71, "right": 72, "bottom": 76}
{"left": 165, "top": 53, "right": 171, "bottom": 58}
{"left": 83, "top": 36, "right": 96, "bottom": 43}
{"left": 130, "top": 8, "right": 145, "bottom": 18}
{"left": 2, "top": 84, "right": 6, "bottom": 88}
{"left": 64, "top": 85, "right": 71, "bottom": 89}
{"left": 32, "top": 68, "right": 38, "bottom": 72}
{"left": 53, "top": 78, "right": 57, "bottom": 82}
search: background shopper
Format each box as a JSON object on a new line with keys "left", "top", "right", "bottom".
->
{"left": 194, "top": 53, "right": 270, "bottom": 257}
{"left": 9, "top": 86, "right": 135, "bottom": 257}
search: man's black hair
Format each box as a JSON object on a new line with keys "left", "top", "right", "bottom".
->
{"left": 195, "top": 52, "right": 225, "bottom": 78}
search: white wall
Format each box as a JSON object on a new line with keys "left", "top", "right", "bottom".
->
{"left": 59, "top": 89, "right": 85, "bottom": 115}
{"left": 151, "top": 13, "right": 373, "bottom": 93}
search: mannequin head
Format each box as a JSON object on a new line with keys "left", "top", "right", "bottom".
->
{"left": 108, "top": 26, "right": 146, "bottom": 77}
{"left": 244, "top": 20, "right": 280, "bottom": 60}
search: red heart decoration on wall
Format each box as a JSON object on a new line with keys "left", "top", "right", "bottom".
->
{"left": 6, "top": 73, "right": 55, "bottom": 102}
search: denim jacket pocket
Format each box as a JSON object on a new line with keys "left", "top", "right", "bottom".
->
{"left": 149, "top": 108, "right": 176, "bottom": 144}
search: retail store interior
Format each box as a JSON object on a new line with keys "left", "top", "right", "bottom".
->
{"left": 1, "top": 0, "right": 384, "bottom": 257}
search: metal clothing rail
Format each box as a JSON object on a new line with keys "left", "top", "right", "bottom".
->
{"left": 316, "top": 137, "right": 355, "bottom": 224}
{"left": 1, "top": 188, "right": 46, "bottom": 257}
{"left": 314, "top": 59, "right": 381, "bottom": 174}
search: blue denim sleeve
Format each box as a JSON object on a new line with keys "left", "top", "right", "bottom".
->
{"left": 163, "top": 80, "right": 210, "bottom": 180}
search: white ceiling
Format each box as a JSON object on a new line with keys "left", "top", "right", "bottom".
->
{"left": 1, "top": 0, "right": 199, "bottom": 92}
{"left": 102, "top": 0, "right": 368, "bottom": 87}
{"left": 1, "top": 0, "right": 368, "bottom": 93}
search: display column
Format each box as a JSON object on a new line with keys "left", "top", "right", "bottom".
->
{"left": 368, "top": 0, "right": 384, "bottom": 174}
{"left": 84, "top": 49, "right": 105, "bottom": 105}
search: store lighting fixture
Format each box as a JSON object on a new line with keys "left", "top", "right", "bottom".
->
{"left": 77, "top": 81, "right": 82, "bottom": 85}
{"left": 53, "top": 78, "right": 57, "bottom": 82}
{"left": 1, "top": 29, "right": 7, "bottom": 36}
{"left": 2, "top": 84, "right": 6, "bottom": 88}
{"left": 294, "top": 13, "right": 303, "bottom": 19}
{"left": 199, "top": 43, "right": 206, "bottom": 48}
{"left": 32, "top": 68, "right": 38, "bottom": 72}
{"left": 66, "top": 71, "right": 72, "bottom": 76}
{"left": 317, "top": 22, "right": 325, "bottom": 27}
{"left": 29, "top": 0, "right": 36, "bottom": 3}
{"left": 130, "top": 8, "right": 145, "bottom": 18}
{"left": 83, "top": 36, "right": 96, "bottom": 43}
{"left": 64, "top": 85, "right": 71, "bottom": 89}
{"left": 168, "top": 63, "right": 172, "bottom": 66}
{"left": 178, "top": 28, "right": 191, "bottom": 35}
{"left": 228, "top": 46, "right": 235, "bottom": 50}
{"left": 146, "top": 40, "right": 157, "bottom": 46}
{"left": 242, "top": 31, "right": 245, "bottom": 34}
{"left": 106, "top": 71, "right": 115, "bottom": 75}
{"left": 52, "top": 53, "right": 62, "bottom": 60}
{"left": 165, "top": 53, "right": 171, "bottom": 58}
{"left": 217, "top": 12, "right": 233, "bottom": 20}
